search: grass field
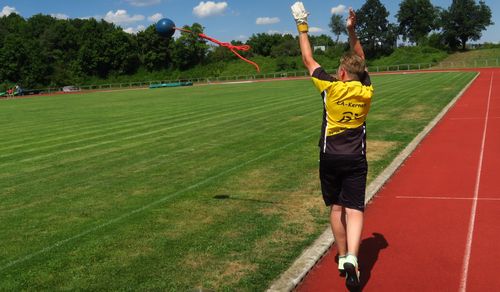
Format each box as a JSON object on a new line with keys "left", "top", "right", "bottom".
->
{"left": 0, "top": 71, "right": 476, "bottom": 291}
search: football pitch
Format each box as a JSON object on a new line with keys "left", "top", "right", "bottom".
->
{"left": 0, "top": 71, "right": 476, "bottom": 291}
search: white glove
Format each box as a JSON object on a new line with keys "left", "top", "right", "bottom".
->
{"left": 291, "top": 2, "right": 309, "bottom": 32}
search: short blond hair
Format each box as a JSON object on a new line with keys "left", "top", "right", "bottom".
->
{"left": 339, "top": 52, "right": 366, "bottom": 80}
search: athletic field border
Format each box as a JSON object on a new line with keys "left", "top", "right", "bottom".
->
{"left": 266, "top": 71, "right": 481, "bottom": 292}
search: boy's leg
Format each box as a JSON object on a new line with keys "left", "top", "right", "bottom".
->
{"left": 343, "top": 207, "right": 363, "bottom": 289}
{"left": 330, "top": 204, "right": 347, "bottom": 256}
{"left": 345, "top": 207, "right": 364, "bottom": 256}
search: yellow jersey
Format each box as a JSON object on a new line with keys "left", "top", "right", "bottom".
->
{"left": 311, "top": 67, "right": 374, "bottom": 155}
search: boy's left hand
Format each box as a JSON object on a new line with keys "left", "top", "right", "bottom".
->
{"left": 346, "top": 8, "right": 356, "bottom": 31}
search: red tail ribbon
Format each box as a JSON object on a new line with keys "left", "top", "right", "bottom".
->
{"left": 175, "top": 27, "right": 260, "bottom": 72}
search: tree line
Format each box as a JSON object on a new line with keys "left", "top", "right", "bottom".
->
{"left": 331, "top": 0, "right": 493, "bottom": 58}
{"left": 0, "top": 0, "right": 494, "bottom": 88}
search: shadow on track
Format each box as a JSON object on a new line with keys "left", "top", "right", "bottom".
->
{"left": 358, "top": 232, "right": 389, "bottom": 290}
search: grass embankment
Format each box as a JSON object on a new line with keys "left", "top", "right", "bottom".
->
{"left": 0, "top": 71, "right": 476, "bottom": 291}
{"left": 371, "top": 46, "right": 449, "bottom": 66}
{"left": 437, "top": 48, "right": 500, "bottom": 68}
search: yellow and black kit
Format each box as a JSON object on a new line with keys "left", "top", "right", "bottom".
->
{"left": 311, "top": 67, "right": 374, "bottom": 155}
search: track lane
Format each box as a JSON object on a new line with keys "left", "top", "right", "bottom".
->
{"left": 465, "top": 70, "right": 500, "bottom": 291}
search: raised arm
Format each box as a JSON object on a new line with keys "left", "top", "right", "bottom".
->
{"left": 347, "top": 8, "right": 365, "bottom": 60}
{"left": 291, "top": 2, "right": 320, "bottom": 76}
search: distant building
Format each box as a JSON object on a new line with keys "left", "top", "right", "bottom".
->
{"left": 314, "top": 46, "right": 326, "bottom": 52}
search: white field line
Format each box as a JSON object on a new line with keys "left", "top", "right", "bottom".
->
{"left": 450, "top": 116, "right": 500, "bottom": 120}
{"left": 217, "top": 81, "right": 255, "bottom": 85}
{"left": 396, "top": 196, "right": 500, "bottom": 201}
{"left": 460, "top": 72, "right": 494, "bottom": 292}
{"left": 0, "top": 130, "right": 317, "bottom": 272}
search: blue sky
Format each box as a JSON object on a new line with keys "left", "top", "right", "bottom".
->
{"left": 1, "top": 0, "right": 498, "bottom": 43}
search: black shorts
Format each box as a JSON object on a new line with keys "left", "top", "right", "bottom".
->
{"left": 319, "top": 153, "right": 368, "bottom": 211}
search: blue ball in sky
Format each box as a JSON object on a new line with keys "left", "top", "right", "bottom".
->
{"left": 156, "top": 18, "right": 175, "bottom": 38}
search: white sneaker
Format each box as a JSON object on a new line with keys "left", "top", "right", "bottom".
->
{"left": 338, "top": 255, "right": 346, "bottom": 273}
{"left": 343, "top": 254, "right": 360, "bottom": 289}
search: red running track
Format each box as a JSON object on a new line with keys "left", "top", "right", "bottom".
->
{"left": 297, "top": 68, "right": 500, "bottom": 291}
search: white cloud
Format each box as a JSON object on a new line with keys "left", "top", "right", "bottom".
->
{"left": 236, "top": 35, "right": 248, "bottom": 41}
{"left": 1, "top": 5, "right": 18, "bottom": 17}
{"left": 124, "top": 25, "right": 146, "bottom": 34}
{"left": 331, "top": 4, "right": 347, "bottom": 15}
{"left": 126, "top": 0, "right": 161, "bottom": 7}
{"left": 267, "top": 30, "right": 295, "bottom": 36}
{"left": 256, "top": 17, "right": 280, "bottom": 25}
{"left": 309, "top": 27, "right": 325, "bottom": 33}
{"left": 193, "top": 1, "right": 228, "bottom": 18}
{"left": 148, "top": 13, "right": 163, "bottom": 22}
{"left": 104, "top": 10, "right": 145, "bottom": 25}
{"left": 51, "top": 13, "right": 69, "bottom": 20}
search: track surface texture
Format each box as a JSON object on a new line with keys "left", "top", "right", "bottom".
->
{"left": 296, "top": 68, "right": 500, "bottom": 292}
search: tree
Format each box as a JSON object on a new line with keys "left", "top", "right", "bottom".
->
{"left": 329, "top": 14, "right": 346, "bottom": 43}
{"left": 270, "top": 34, "right": 299, "bottom": 57}
{"left": 136, "top": 26, "right": 172, "bottom": 71}
{"left": 171, "top": 23, "right": 209, "bottom": 70}
{"left": 355, "top": 0, "right": 396, "bottom": 58}
{"left": 0, "top": 35, "right": 28, "bottom": 84}
{"left": 396, "top": 0, "right": 439, "bottom": 45}
{"left": 309, "top": 34, "right": 335, "bottom": 47}
{"left": 441, "top": 0, "right": 493, "bottom": 50}
{"left": 246, "top": 33, "right": 283, "bottom": 56}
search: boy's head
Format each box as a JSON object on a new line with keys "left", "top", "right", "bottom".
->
{"left": 336, "top": 52, "right": 366, "bottom": 81}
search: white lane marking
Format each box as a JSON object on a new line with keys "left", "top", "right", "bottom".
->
{"left": 396, "top": 196, "right": 500, "bottom": 201}
{"left": 460, "top": 72, "right": 494, "bottom": 292}
{"left": 450, "top": 116, "right": 500, "bottom": 120}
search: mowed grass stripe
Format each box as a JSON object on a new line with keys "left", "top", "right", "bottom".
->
{"left": 0, "top": 102, "right": 320, "bottom": 191}
{"left": 0, "top": 86, "right": 296, "bottom": 149}
{"left": 0, "top": 81, "right": 308, "bottom": 141}
{"left": 0, "top": 72, "right": 477, "bottom": 291}
{"left": 0, "top": 85, "right": 256, "bottom": 135}
{"left": 0, "top": 83, "right": 300, "bottom": 147}
{"left": 0, "top": 73, "right": 424, "bottom": 158}
{"left": 0, "top": 125, "right": 320, "bottom": 269}
{"left": 0, "top": 100, "right": 316, "bottom": 180}
{"left": 370, "top": 72, "right": 459, "bottom": 108}
{"left": 370, "top": 73, "right": 438, "bottom": 107}
{"left": 0, "top": 81, "right": 320, "bottom": 226}
{"left": 0, "top": 115, "right": 320, "bottom": 222}
{"left": 2, "top": 75, "right": 398, "bottom": 150}
{"left": 0, "top": 102, "right": 319, "bottom": 184}
{"left": 0, "top": 89, "right": 313, "bottom": 163}
{"left": 0, "top": 87, "right": 309, "bottom": 153}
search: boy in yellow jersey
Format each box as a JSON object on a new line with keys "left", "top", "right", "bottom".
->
{"left": 291, "top": 2, "right": 373, "bottom": 290}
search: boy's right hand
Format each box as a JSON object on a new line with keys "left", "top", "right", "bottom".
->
{"left": 291, "top": 2, "right": 309, "bottom": 33}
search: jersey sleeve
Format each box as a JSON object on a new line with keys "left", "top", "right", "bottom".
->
{"left": 312, "top": 67, "right": 336, "bottom": 93}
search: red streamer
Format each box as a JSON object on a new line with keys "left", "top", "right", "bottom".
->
{"left": 175, "top": 27, "right": 260, "bottom": 72}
